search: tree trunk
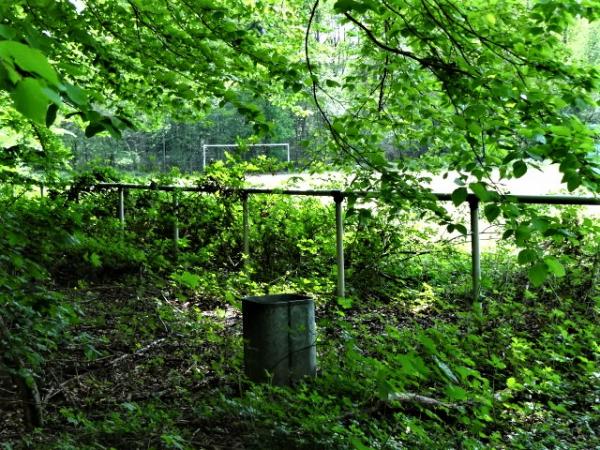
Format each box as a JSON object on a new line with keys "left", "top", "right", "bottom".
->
{"left": 14, "top": 368, "right": 43, "bottom": 430}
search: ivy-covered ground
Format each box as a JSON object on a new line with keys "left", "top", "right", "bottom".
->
{"left": 1, "top": 167, "right": 599, "bottom": 449}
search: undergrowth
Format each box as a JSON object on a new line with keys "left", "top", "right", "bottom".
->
{"left": 1, "top": 163, "right": 599, "bottom": 449}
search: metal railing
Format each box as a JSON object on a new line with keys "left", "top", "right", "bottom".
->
{"left": 91, "top": 182, "right": 600, "bottom": 303}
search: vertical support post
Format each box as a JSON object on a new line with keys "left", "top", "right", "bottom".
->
{"left": 202, "top": 144, "right": 207, "bottom": 171}
{"left": 286, "top": 143, "right": 290, "bottom": 163}
{"left": 118, "top": 187, "right": 125, "bottom": 230}
{"left": 334, "top": 192, "right": 345, "bottom": 298}
{"left": 468, "top": 196, "right": 481, "bottom": 305}
{"left": 39, "top": 183, "right": 44, "bottom": 198}
{"left": 162, "top": 131, "right": 167, "bottom": 172}
{"left": 173, "top": 190, "right": 179, "bottom": 254}
{"left": 242, "top": 192, "right": 250, "bottom": 266}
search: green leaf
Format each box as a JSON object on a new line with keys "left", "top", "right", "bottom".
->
{"left": 489, "top": 355, "right": 506, "bottom": 369}
{"left": 173, "top": 271, "right": 202, "bottom": 290}
{"left": 517, "top": 248, "right": 537, "bottom": 265}
{"left": 376, "top": 377, "right": 394, "bottom": 400}
{"left": 469, "top": 182, "right": 492, "bottom": 202}
{"left": 46, "top": 103, "right": 58, "bottom": 127}
{"left": 0, "top": 41, "right": 59, "bottom": 85}
{"left": 336, "top": 296, "right": 353, "bottom": 309}
{"left": 528, "top": 262, "right": 548, "bottom": 287}
{"left": 455, "top": 224, "right": 467, "bottom": 235}
{"left": 464, "top": 104, "right": 486, "bottom": 118}
{"left": 334, "top": 0, "right": 371, "bottom": 13}
{"left": 11, "top": 78, "right": 52, "bottom": 124}
{"left": 350, "top": 437, "right": 375, "bottom": 450}
{"left": 513, "top": 160, "right": 527, "bottom": 178}
{"left": 549, "top": 125, "right": 571, "bottom": 137}
{"left": 484, "top": 204, "right": 501, "bottom": 222}
{"left": 506, "top": 377, "right": 522, "bottom": 390}
{"left": 417, "top": 334, "right": 437, "bottom": 354}
{"left": 85, "top": 122, "right": 106, "bottom": 138}
{"left": 531, "top": 217, "right": 549, "bottom": 232}
{"left": 63, "top": 83, "right": 88, "bottom": 106}
{"left": 445, "top": 385, "right": 468, "bottom": 401}
{"left": 0, "top": 59, "right": 21, "bottom": 84}
{"left": 548, "top": 401, "right": 568, "bottom": 414}
{"left": 515, "top": 225, "right": 531, "bottom": 245}
{"left": 452, "top": 115, "right": 466, "bottom": 128}
{"left": 493, "top": 84, "right": 513, "bottom": 99}
{"left": 0, "top": 25, "right": 17, "bottom": 40}
{"left": 544, "top": 256, "right": 565, "bottom": 277}
{"left": 89, "top": 252, "right": 102, "bottom": 268}
{"left": 565, "top": 173, "right": 581, "bottom": 191}
{"left": 484, "top": 13, "right": 496, "bottom": 25}
{"left": 41, "top": 86, "right": 62, "bottom": 106}
{"left": 451, "top": 187, "right": 468, "bottom": 206}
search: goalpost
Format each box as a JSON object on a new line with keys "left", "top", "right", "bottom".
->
{"left": 201, "top": 143, "right": 290, "bottom": 170}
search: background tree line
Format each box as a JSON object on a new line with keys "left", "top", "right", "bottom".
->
{"left": 63, "top": 100, "right": 326, "bottom": 173}
{"left": 57, "top": 11, "right": 600, "bottom": 176}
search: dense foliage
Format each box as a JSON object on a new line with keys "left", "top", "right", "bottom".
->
{"left": 1, "top": 0, "right": 600, "bottom": 448}
{"left": 0, "top": 0, "right": 304, "bottom": 133}
{"left": 2, "top": 1, "right": 599, "bottom": 181}
{"left": 2, "top": 1, "right": 598, "bottom": 280}
{"left": 1, "top": 162, "right": 599, "bottom": 448}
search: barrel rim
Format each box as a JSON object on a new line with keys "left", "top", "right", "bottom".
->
{"left": 243, "top": 293, "right": 312, "bottom": 305}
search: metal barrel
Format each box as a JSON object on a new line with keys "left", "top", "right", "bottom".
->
{"left": 242, "top": 294, "right": 316, "bottom": 386}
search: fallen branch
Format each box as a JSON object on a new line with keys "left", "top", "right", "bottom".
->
{"left": 387, "top": 391, "right": 454, "bottom": 408}
{"left": 340, "top": 391, "right": 464, "bottom": 421}
{"left": 110, "top": 338, "right": 167, "bottom": 367}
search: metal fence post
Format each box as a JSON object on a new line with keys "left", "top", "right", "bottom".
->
{"left": 173, "top": 190, "right": 179, "bottom": 254}
{"left": 242, "top": 192, "right": 250, "bottom": 265}
{"left": 468, "top": 196, "right": 481, "bottom": 305}
{"left": 118, "top": 187, "right": 125, "bottom": 230}
{"left": 334, "top": 192, "right": 345, "bottom": 298}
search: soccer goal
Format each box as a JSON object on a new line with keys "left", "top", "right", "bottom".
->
{"left": 201, "top": 143, "right": 290, "bottom": 170}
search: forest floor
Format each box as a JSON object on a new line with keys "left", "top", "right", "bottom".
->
{"left": 1, "top": 278, "right": 421, "bottom": 449}
{"left": 1, "top": 281, "right": 252, "bottom": 449}
{"left": 2, "top": 271, "right": 598, "bottom": 449}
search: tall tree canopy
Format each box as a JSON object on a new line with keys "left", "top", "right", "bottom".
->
{"left": 0, "top": 0, "right": 305, "bottom": 135}
{"left": 1, "top": 0, "right": 599, "bottom": 196}
{"left": 308, "top": 0, "right": 599, "bottom": 189}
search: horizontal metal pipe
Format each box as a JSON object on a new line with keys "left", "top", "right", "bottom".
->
{"left": 203, "top": 143, "right": 290, "bottom": 148}
{"left": 93, "top": 183, "right": 600, "bottom": 206}
{"left": 499, "top": 194, "right": 600, "bottom": 205}
{"left": 95, "top": 183, "right": 345, "bottom": 197}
